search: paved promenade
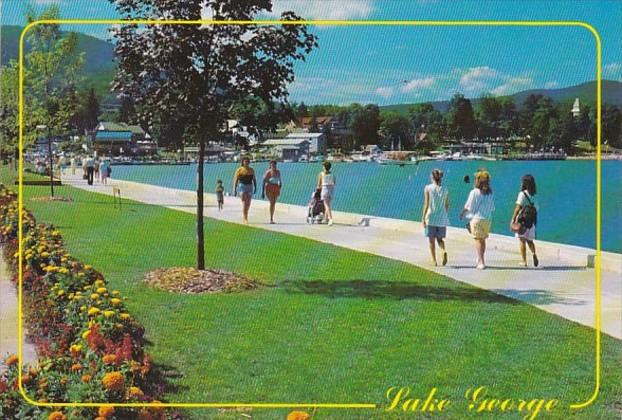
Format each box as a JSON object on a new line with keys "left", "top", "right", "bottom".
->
{"left": 60, "top": 173, "right": 621, "bottom": 339}
{"left": 0, "top": 249, "right": 37, "bottom": 369}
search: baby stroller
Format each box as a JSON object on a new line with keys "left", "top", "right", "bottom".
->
{"left": 307, "top": 189, "right": 325, "bottom": 224}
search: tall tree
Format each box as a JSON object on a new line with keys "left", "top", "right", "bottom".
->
{"left": 349, "top": 104, "right": 380, "bottom": 146}
{"left": 118, "top": 95, "right": 136, "bottom": 124}
{"left": 603, "top": 105, "right": 622, "bottom": 148}
{"left": 110, "top": 0, "right": 317, "bottom": 269}
{"left": 446, "top": 93, "right": 477, "bottom": 140}
{"left": 476, "top": 94, "right": 503, "bottom": 139}
{"left": 408, "top": 103, "right": 445, "bottom": 145}
{"left": 379, "top": 112, "right": 413, "bottom": 149}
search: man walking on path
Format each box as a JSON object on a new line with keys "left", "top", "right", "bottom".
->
{"left": 85, "top": 155, "right": 95, "bottom": 185}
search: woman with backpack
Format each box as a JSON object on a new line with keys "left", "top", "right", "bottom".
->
{"left": 510, "top": 174, "right": 539, "bottom": 267}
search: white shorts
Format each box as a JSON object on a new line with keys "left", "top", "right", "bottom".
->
{"left": 321, "top": 185, "right": 334, "bottom": 202}
{"left": 516, "top": 225, "right": 536, "bottom": 241}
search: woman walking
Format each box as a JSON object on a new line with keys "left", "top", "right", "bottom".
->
{"left": 317, "top": 161, "right": 336, "bottom": 226}
{"left": 99, "top": 158, "right": 110, "bottom": 184}
{"left": 261, "top": 160, "right": 282, "bottom": 224}
{"left": 233, "top": 157, "right": 256, "bottom": 224}
{"left": 510, "top": 174, "right": 539, "bottom": 267}
{"left": 421, "top": 169, "right": 449, "bottom": 266}
{"left": 460, "top": 170, "right": 495, "bottom": 269}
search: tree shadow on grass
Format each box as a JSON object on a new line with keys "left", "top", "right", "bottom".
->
{"left": 280, "top": 279, "right": 519, "bottom": 304}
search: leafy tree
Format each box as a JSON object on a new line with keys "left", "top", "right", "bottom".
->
{"left": 349, "top": 104, "right": 380, "bottom": 146}
{"left": 379, "top": 112, "right": 413, "bottom": 149}
{"left": 603, "top": 105, "right": 622, "bottom": 148}
{"left": 555, "top": 109, "right": 576, "bottom": 152}
{"left": 118, "top": 95, "right": 136, "bottom": 124}
{"left": 408, "top": 103, "right": 445, "bottom": 146}
{"left": 476, "top": 94, "right": 503, "bottom": 139}
{"left": 71, "top": 86, "right": 100, "bottom": 133}
{"left": 529, "top": 96, "right": 557, "bottom": 149}
{"left": 446, "top": 93, "right": 477, "bottom": 140}
{"left": 110, "top": 0, "right": 317, "bottom": 269}
{"left": 0, "top": 64, "right": 19, "bottom": 160}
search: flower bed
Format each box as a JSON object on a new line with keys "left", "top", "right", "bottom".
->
{"left": 0, "top": 184, "right": 170, "bottom": 419}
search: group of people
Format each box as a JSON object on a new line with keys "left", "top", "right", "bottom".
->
{"left": 80, "top": 155, "right": 112, "bottom": 186}
{"left": 226, "top": 158, "right": 336, "bottom": 225}
{"left": 421, "top": 169, "right": 539, "bottom": 269}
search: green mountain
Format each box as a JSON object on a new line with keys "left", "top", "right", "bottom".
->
{"left": 1, "top": 25, "right": 116, "bottom": 98}
{"left": 381, "top": 80, "right": 622, "bottom": 114}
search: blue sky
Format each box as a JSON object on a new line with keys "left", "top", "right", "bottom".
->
{"left": 2, "top": 0, "right": 621, "bottom": 105}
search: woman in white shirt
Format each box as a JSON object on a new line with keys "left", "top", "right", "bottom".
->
{"left": 421, "top": 169, "right": 450, "bottom": 266}
{"left": 510, "top": 174, "right": 539, "bottom": 267}
{"left": 317, "top": 161, "right": 336, "bottom": 226}
{"left": 460, "top": 170, "right": 495, "bottom": 269}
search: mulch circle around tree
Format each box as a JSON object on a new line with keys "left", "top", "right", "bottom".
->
{"left": 143, "top": 267, "right": 260, "bottom": 294}
{"left": 30, "top": 196, "right": 73, "bottom": 202}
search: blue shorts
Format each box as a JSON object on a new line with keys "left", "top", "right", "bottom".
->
{"left": 425, "top": 225, "right": 446, "bottom": 238}
{"left": 237, "top": 183, "right": 254, "bottom": 195}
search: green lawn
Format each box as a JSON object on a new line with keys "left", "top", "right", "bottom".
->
{"left": 3, "top": 166, "right": 621, "bottom": 419}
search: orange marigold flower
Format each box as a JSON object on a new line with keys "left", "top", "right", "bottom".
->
{"left": 128, "top": 386, "right": 144, "bottom": 399}
{"left": 70, "top": 363, "right": 82, "bottom": 372}
{"left": 102, "top": 354, "right": 117, "bottom": 365}
{"left": 102, "top": 371, "right": 125, "bottom": 392}
{"left": 21, "top": 374, "right": 32, "bottom": 385}
{"left": 287, "top": 411, "right": 311, "bottom": 420}
{"left": 80, "top": 374, "right": 92, "bottom": 383}
{"left": 48, "top": 411, "right": 67, "bottom": 420}
{"left": 98, "top": 405, "right": 115, "bottom": 418}
{"left": 5, "top": 354, "right": 18, "bottom": 366}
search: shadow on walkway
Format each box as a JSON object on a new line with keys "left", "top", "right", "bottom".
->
{"left": 280, "top": 279, "right": 519, "bottom": 304}
{"left": 492, "top": 289, "right": 586, "bottom": 306}
{"left": 448, "top": 265, "right": 586, "bottom": 271}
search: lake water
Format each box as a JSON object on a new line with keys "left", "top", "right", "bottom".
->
{"left": 112, "top": 160, "right": 622, "bottom": 253}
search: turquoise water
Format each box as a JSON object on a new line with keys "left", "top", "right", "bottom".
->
{"left": 112, "top": 161, "right": 622, "bottom": 253}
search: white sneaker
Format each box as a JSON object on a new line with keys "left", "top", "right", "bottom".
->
{"left": 476, "top": 263, "right": 485, "bottom": 270}
{"left": 519, "top": 261, "right": 527, "bottom": 267}
{"left": 328, "top": 219, "right": 334, "bottom": 226}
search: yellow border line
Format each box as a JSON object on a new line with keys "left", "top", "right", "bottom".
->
{"left": 17, "top": 19, "right": 601, "bottom": 411}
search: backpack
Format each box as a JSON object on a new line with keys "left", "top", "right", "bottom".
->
{"left": 517, "top": 191, "right": 537, "bottom": 229}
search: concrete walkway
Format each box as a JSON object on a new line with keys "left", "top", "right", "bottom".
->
{"left": 0, "top": 249, "right": 37, "bottom": 369}
{"left": 59, "top": 173, "right": 621, "bottom": 339}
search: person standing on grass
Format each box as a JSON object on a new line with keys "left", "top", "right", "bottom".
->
{"left": 233, "top": 157, "right": 256, "bottom": 224}
{"left": 510, "top": 174, "right": 540, "bottom": 267}
{"left": 317, "top": 161, "right": 336, "bottom": 226}
{"left": 421, "top": 169, "right": 450, "bottom": 266}
{"left": 460, "top": 170, "right": 495, "bottom": 270}
{"left": 261, "top": 160, "right": 282, "bottom": 224}
{"left": 85, "top": 155, "right": 95, "bottom": 185}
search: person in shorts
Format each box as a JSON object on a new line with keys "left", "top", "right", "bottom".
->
{"left": 460, "top": 170, "right": 495, "bottom": 269}
{"left": 510, "top": 174, "right": 539, "bottom": 267}
{"left": 421, "top": 169, "right": 449, "bottom": 266}
{"left": 317, "top": 161, "right": 336, "bottom": 226}
{"left": 215, "top": 179, "right": 224, "bottom": 211}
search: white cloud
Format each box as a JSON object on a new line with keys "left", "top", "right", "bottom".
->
{"left": 375, "top": 86, "right": 394, "bottom": 99}
{"left": 267, "top": 0, "right": 374, "bottom": 20}
{"left": 604, "top": 62, "right": 621, "bottom": 77}
{"left": 544, "top": 81, "right": 560, "bottom": 89}
{"left": 400, "top": 77, "right": 435, "bottom": 92}
{"left": 459, "top": 66, "right": 498, "bottom": 92}
{"left": 490, "top": 77, "right": 533, "bottom": 96}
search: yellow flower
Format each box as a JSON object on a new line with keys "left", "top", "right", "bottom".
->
{"left": 57, "top": 290, "right": 65, "bottom": 296}
{"left": 98, "top": 405, "right": 115, "bottom": 418}
{"left": 69, "top": 344, "right": 82, "bottom": 356}
{"left": 81, "top": 330, "right": 91, "bottom": 340}
{"left": 58, "top": 267, "right": 69, "bottom": 274}
{"left": 90, "top": 293, "right": 99, "bottom": 300}
{"left": 87, "top": 307, "right": 100, "bottom": 316}
{"left": 84, "top": 264, "right": 92, "bottom": 270}
{"left": 128, "top": 386, "right": 144, "bottom": 399}
{"left": 287, "top": 411, "right": 311, "bottom": 420}
{"left": 102, "top": 354, "right": 117, "bottom": 365}
{"left": 103, "top": 310, "right": 115, "bottom": 318}
{"left": 110, "top": 298, "right": 122, "bottom": 306}
{"left": 40, "top": 251, "right": 50, "bottom": 258}
{"left": 112, "top": 290, "right": 120, "bottom": 296}
{"left": 80, "top": 306, "right": 86, "bottom": 312}
{"left": 48, "top": 412, "right": 67, "bottom": 420}
{"left": 102, "top": 371, "right": 125, "bottom": 392}
{"left": 119, "top": 313, "right": 130, "bottom": 320}
{"left": 96, "top": 287, "right": 107, "bottom": 294}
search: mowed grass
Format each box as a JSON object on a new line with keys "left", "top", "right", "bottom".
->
{"left": 3, "top": 166, "right": 621, "bottom": 419}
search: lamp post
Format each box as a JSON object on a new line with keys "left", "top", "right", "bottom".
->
{"left": 36, "top": 124, "right": 54, "bottom": 197}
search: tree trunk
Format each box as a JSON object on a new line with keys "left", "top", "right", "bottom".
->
{"left": 196, "top": 139, "right": 205, "bottom": 270}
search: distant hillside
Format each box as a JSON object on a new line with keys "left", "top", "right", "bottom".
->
{"left": 1, "top": 25, "right": 115, "bottom": 74}
{"left": 381, "top": 80, "right": 622, "bottom": 114}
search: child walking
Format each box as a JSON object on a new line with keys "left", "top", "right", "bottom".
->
{"left": 421, "top": 169, "right": 450, "bottom": 266}
{"left": 215, "top": 179, "right": 224, "bottom": 211}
